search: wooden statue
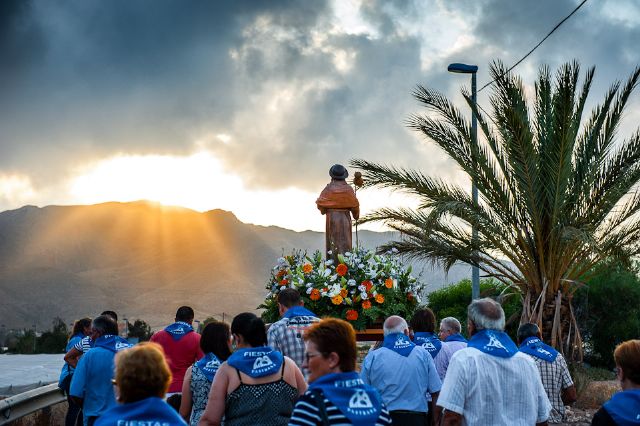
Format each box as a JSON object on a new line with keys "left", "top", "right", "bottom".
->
{"left": 316, "top": 164, "right": 360, "bottom": 258}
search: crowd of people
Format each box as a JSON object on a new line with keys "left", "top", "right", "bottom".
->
{"left": 58, "top": 290, "right": 640, "bottom": 426}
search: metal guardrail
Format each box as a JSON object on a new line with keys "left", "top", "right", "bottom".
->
{"left": 0, "top": 383, "right": 65, "bottom": 425}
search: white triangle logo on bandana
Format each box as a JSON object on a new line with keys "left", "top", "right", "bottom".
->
{"left": 485, "top": 332, "right": 507, "bottom": 351}
{"left": 537, "top": 347, "right": 552, "bottom": 356}
{"left": 253, "top": 355, "right": 274, "bottom": 370}
{"left": 206, "top": 359, "right": 221, "bottom": 369}
{"left": 349, "top": 390, "right": 373, "bottom": 409}
{"left": 115, "top": 342, "right": 131, "bottom": 351}
{"left": 422, "top": 341, "right": 436, "bottom": 350}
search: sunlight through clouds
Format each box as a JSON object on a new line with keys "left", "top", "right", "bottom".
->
{"left": 0, "top": 174, "right": 36, "bottom": 206}
{"left": 66, "top": 151, "right": 420, "bottom": 232}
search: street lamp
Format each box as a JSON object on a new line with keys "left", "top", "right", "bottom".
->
{"left": 32, "top": 324, "right": 37, "bottom": 353}
{"left": 448, "top": 62, "right": 480, "bottom": 300}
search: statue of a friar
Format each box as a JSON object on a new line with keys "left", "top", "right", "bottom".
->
{"left": 316, "top": 164, "right": 360, "bottom": 258}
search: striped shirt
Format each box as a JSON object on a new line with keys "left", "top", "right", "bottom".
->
{"left": 73, "top": 335, "right": 93, "bottom": 353}
{"left": 434, "top": 341, "right": 467, "bottom": 380}
{"left": 437, "top": 348, "right": 551, "bottom": 425}
{"left": 288, "top": 391, "right": 393, "bottom": 426}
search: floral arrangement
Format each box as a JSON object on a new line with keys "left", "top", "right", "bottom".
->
{"left": 259, "top": 248, "right": 423, "bottom": 330}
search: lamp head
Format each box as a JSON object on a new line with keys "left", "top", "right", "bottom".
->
{"left": 448, "top": 63, "right": 478, "bottom": 74}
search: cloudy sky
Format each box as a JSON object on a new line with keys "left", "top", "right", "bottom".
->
{"left": 1, "top": 0, "right": 639, "bottom": 231}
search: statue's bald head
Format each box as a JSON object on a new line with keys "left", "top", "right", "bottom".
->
{"left": 383, "top": 315, "right": 408, "bottom": 336}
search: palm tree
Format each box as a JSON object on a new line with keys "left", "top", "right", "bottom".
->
{"left": 351, "top": 61, "right": 640, "bottom": 359}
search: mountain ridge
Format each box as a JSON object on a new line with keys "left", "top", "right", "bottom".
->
{"left": 0, "top": 202, "right": 470, "bottom": 329}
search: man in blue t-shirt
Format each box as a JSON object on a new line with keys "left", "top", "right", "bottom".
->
{"left": 70, "top": 315, "right": 131, "bottom": 426}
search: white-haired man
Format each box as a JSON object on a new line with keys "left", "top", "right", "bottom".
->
{"left": 436, "top": 316, "right": 468, "bottom": 379}
{"left": 361, "top": 315, "right": 442, "bottom": 426}
{"left": 437, "top": 298, "right": 551, "bottom": 426}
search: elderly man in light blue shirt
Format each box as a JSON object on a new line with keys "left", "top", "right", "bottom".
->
{"left": 361, "top": 315, "right": 442, "bottom": 426}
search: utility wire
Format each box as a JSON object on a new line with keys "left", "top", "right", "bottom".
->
{"left": 478, "top": 0, "right": 589, "bottom": 93}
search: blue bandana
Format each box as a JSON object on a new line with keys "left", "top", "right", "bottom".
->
{"left": 309, "top": 372, "right": 382, "bottom": 426}
{"left": 227, "top": 346, "right": 283, "bottom": 378}
{"left": 164, "top": 321, "right": 194, "bottom": 341}
{"left": 604, "top": 389, "right": 640, "bottom": 426}
{"left": 94, "top": 335, "right": 132, "bottom": 353}
{"left": 95, "top": 396, "right": 186, "bottom": 426}
{"left": 518, "top": 337, "right": 558, "bottom": 363}
{"left": 195, "top": 353, "right": 222, "bottom": 382}
{"left": 445, "top": 333, "right": 468, "bottom": 343}
{"left": 467, "top": 329, "right": 518, "bottom": 358}
{"left": 413, "top": 332, "right": 442, "bottom": 358}
{"left": 382, "top": 333, "right": 415, "bottom": 357}
{"left": 71, "top": 332, "right": 85, "bottom": 341}
{"left": 282, "top": 305, "right": 317, "bottom": 319}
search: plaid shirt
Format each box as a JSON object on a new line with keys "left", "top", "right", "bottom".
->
{"left": 524, "top": 352, "right": 574, "bottom": 423}
{"left": 267, "top": 315, "right": 319, "bottom": 376}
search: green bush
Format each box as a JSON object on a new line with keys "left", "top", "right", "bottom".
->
{"left": 426, "top": 278, "right": 521, "bottom": 338}
{"left": 575, "top": 261, "right": 640, "bottom": 367}
{"left": 127, "top": 319, "right": 152, "bottom": 342}
{"left": 37, "top": 318, "right": 68, "bottom": 353}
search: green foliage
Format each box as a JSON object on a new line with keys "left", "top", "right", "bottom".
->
{"left": 13, "top": 318, "right": 69, "bottom": 354}
{"left": 426, "top": 278, "right": 521, "bottom": 337}
{"left": 14, "top": 330, "right": 37, "bottom": 354}
{"left": 127, "top": 319, "right": 152, "bottom": 342}
{"left": 352, "top": 61, "right": 640, "bottom": 355}
{"left": 37, "top": 317, "right": 68, "bottom": 353}
{"left": 575, "top": 261, "right": 640, "bottom": 367}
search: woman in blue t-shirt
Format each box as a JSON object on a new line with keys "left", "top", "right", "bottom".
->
{"left": 59, "top": 317, "right": 91, "bottom": 426}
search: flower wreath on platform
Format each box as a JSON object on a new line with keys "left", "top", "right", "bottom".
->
{"left": 259, "top": 247, "right": 423, "bottom": 330}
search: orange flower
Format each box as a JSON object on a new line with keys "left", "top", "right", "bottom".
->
{"left": 385, "top": 278, "right": 394, "bottom": 289}
{"left": 276, "top": 270, "right": 286, "bottom": 278}
{"left": 363, "top": 280, "right": 373, "bottom": 292}
{"left": 279, "top": 279, "right": 288, "bottom": 286}
{"left": 310, "top": 289, "right": 321, "bottom": 301}
{"left": 346, "top": 309, "right": 358, "bottom": 321}
{"left": 302, "top": 263, "right": 313, "bottom": 274}
{"left": 362, "top": 300, "right": 372, "bottom": 310}
{"left": 331, "top": 295, "right": 344, "bottom": 305}
{"left": 375, "top": 294, "right": 385, "bottom": 304}
{"left": 336, "top": 263, "right": 348, "bottom": 276}
{"left": 340, "top": 288, "right": 348, "bottom": 298}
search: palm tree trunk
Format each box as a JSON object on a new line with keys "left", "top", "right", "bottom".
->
{"left": 523, "top": 289, "right": 583, "bottom": 361}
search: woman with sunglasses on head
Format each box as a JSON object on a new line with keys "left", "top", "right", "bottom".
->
{"left": 592, "top": 339, "right": 640, "bottom": 426}
{"left": 289, "top": 318, "right": 392, "bottom": 426}
{"left": 198, "top": 312, "right": 306, "bottom": 426}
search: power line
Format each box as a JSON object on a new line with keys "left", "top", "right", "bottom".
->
{"left": 478, "top": 0, "right": 589, "bottom": 93}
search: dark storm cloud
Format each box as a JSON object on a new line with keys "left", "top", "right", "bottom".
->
{"left": 0, "top": 0, "right": 330, "bottom": 183}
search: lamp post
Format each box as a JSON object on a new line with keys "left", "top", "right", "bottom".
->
{"left": 447, "top": 62, "right": 480, "bottom": 300}
{"left": 32, "top": 324, "right": 37, "bottom": 353}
